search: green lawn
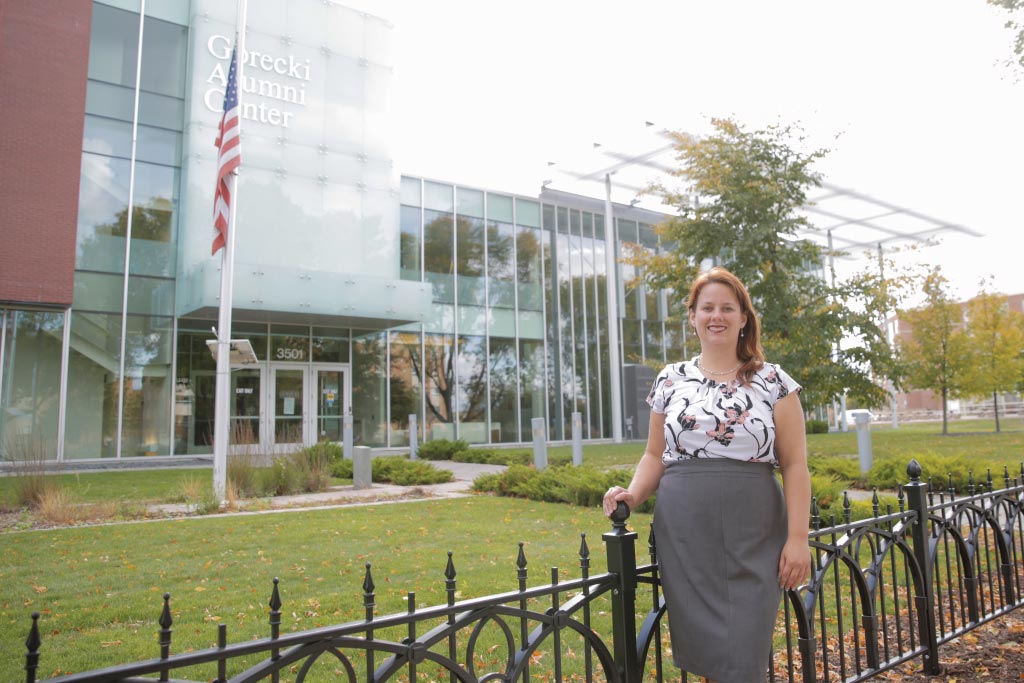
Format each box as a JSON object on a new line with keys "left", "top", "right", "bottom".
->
{"left": 0, "top": 496, "right": 626, "bottom": 681}
{"left": 0, "top": 467, "right": 212, "bottom": 507}
{"left": 1, "top": 420, "right": 1021, "bottom": 680}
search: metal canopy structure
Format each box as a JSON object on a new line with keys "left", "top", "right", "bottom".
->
{"left": 801, "top": 182, "right": 984, "bottom": 256}
{"left": 546, "top": 126, "right": 984, "bottom": 259}
{"left": 545, "top": 124, "right": 984, "bottom": 430}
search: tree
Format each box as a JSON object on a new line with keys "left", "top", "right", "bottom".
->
{"left": 988, "top": 0, "right": 1024, "bottom": 71}
{"left": 963, "top": 285, "right": 1024, "bottom": 432}
{"left": 898, "top": 268, "right": 974, "bottom": 435}
{"left": 626, "top": 118, "right": 902, "bottom": 409}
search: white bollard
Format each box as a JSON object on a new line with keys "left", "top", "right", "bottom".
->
{"left": 343, "top": 414, "right": 354, "bottom": 460}
{"left": 854, "top": 412, "right": 873, "bottom": 475}
{"left": 409, "top": 414, "right": 418, "bottom": 460}
{"left": 353, "top": 445, "right": 372, "bottom": 489}
{"left": 571, "top": 412, "right": 583, "bottom": 466}
{"left": 531, "top": 417, "right": 548, "bottom": 471}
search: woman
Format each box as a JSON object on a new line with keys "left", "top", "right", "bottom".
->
{"left": 602, "top": 267, "right": 811, "bottom": 683}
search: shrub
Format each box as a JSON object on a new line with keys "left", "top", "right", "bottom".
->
{"left": 416, "top": 439, "right": 469, "bottom": 461}
{"left": 472, "top": 464, "right": 654, "bottom": 513}
{"left": 228, "top": 453, "right": 261, "bottom": 498}
{"left": 808, "top": 456, "right": 860, "bottom": 483}
{"left": 812, "top": 496, "right": 901, "bottom": 525}
{"left": 805, "top": 419, "right": 829, "bottom": 434}
{"left": 454, "top": 448, "right": 530, "bottom": 465}
{"left": 260, "top": 457, "right": 304, "bottom": 496}
{"left": 332, "top": 456, "right": 453, "bottom": 485}
{"left": 454, "top": 448, "right": 571, "bottom": 467}
{"left": 809, "top": 474, "right": 848, "bottom": 511}
{"left": 4, "top": 431, "right": 61, "bottom": 510}
{"left": 866, "top": 453, "right": 996, "bottom": 494}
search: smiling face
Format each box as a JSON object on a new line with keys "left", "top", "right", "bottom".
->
{"left": 688, "top": 282, "right": 748, "bottom": 352}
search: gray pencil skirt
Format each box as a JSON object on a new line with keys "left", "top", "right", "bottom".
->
{"left": 653, "top": 458, "right": 787, "bottom": 683}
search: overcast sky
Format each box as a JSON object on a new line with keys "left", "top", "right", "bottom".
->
{"left": 343, "top": 0, "right": 1023, "bottom": 303}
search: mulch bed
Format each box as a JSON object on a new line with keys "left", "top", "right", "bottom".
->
{"left": 871, "top": 607, "right": 1024, "bottom": 682}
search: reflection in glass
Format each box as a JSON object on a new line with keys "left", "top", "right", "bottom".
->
{"left": 456, "top": 216, "right": 486, "bottom": 307}
{"left": 140, "top": 15, "right": 187, "bottom": 100}
{"left": 456, "top": 335, "right": 486, "bottom": 443}
{"left": 175, "top": 324, "right": 215, "bottom": 454}
{"left": 352, "top": 331, "right": 385, "bottom": 446}
{"left": 271, "top": 325, "right": 310, "bottom": 363}
{"left": 488, "top": 337, "right": 518, "bottom": 443}
{"left": 645, "top": 321, "right": 664, "bottom": 365}
{"left": 487, "top": 221, "right": 515, "bottom": 309}
{"left": 312, "top": 327, "right": 350, "bottom": 363}
{"left": 623, "top": 319, "right": 643, "bottom": 364}
{"left": 64, "top": 311, "right": 122, "bottom": 458}
{"left": 424, "top": 210, "right": 454, "bottom": 304}
{"left": 77, "top": 152, "right": 130, "bottom": 273}
{"left": 541, "top": 205, "right": 560, "bottom": 439}
{"left": 571, "top": 229, "right": 589, "bottom": 437}
{"left": 230, "top": 369, "right": 261, "bottom": 446}
{"left": 316, "top": 369, "right": 343, "bottom": 442}
{"left": 400, "top": 204, "right": 421, "bottom": 281}
{"left": 88, "top": 4, "right": 140, "bottom": 89}
{"left": 557, "top": 232, "right": 574, "bottom": 440}
{"left": 0, "top": 310, "right": 65, "bottom": 460}
{"left": 585, "top": 232, "right": 601, "bottom": 438}
{"left": 273, "top": 368, "right": 304, "bottom": 444}
{"left": 518, "top": 339, "right": 545, "bottom": 442}
{"left": 118, "top": 315, "right": 172, "bottom": 456}
{"left": 388, "top": 331, "right": 421, "bottom": 447}
{"left": 422, "top": 333, "right": 454, "bottom": 441}
{"left": 516, "top": 226, "right": 543, "bottom": 312}
{"left": 595, "top": 231, "right": 611, "bottom": 438}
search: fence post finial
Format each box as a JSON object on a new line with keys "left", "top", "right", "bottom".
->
{"left": 904, "top": 460, "right": 942, "bottom": 674}
{"left": 24, "top": 612, "right": 40, "bottom": 683}
{"left": 603, "top": 501, "right": 640, "bottom": 683}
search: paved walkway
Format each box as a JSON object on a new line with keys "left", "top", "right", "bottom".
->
{"left": 147, "top": 460, "right": 507, "bottom": 517}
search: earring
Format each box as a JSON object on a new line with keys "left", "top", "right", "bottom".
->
{"left": 740, "top": 329, "right": 745, "bottom": 338}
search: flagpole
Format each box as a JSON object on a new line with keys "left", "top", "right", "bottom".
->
{"left": 213, "top": 0, "right": 248, "bottom": 503}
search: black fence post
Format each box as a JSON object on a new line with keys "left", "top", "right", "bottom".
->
{"left": 904, "top": 459, "right": 942, "bottom": 675}
{"left": 603, "top": 502, "right": 640, "bottom": 683}
{"left": 24, "top": 612, "right": 40, "bottom": 683}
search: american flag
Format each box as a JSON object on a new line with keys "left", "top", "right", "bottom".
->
{"left": 212, "top": 46, "right": 242, "bottom": 255}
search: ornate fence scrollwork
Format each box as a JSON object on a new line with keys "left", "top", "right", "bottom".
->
{"left": 21, "top": 460, "right": 1024, "bottom": 683}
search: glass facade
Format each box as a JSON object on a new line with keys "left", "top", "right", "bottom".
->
{"left": 2, "top": 0, "right": 673, "bottom": 462}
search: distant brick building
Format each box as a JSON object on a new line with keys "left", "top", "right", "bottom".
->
{"left": 890, "top": 293, "right": 1023, "bottom": 418}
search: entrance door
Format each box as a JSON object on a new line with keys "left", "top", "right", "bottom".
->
{"left": 268, "top": 364, "right": 350, "bottom": 449}
{"left": 230, "top": 368, "right": 262, "bottom": 447}
{"left": 270, "top": 365, "right": 307, "bottom": 449}
{"left": 311, "top": 365, "right": 349, "bottom": 443}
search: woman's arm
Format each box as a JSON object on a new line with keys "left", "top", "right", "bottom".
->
{"left": 602, "top": 411, "right": 667, "bottom": 516}
{"left": 774, "top": 391, "right": 812, "bottom": 591}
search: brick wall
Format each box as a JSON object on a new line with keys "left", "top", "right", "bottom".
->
{"left": 0, "top": 0, "right": 92, "bottom": 306}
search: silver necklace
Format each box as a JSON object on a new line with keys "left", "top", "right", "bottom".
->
{"left": 696, "top": 354, "right": 742, "bottom": 376}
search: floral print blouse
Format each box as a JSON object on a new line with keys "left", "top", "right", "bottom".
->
{"left": 646, "top": 359, "right": 802, "bottom": 467}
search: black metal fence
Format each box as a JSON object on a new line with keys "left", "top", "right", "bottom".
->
{"left": 21, "top": 460, "right": 1024, "bottom": 683}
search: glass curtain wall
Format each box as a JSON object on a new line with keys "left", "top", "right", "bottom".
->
{"left": 486, "top": 195, "right": 518, "bottom": 443}
{"left": 594, "top": 214, "right": 611, "bottom": 438}
{"left": 516, "top": 202, "right": 545, "bottom": 442}
{"left": 67, "top": 1, "right": 187, "bottom": 458}
{"left": 582, "top": 212, "right": 601, "bottom": 438}
{"left": 639, "top": 222, "right": 664, "bottom": 365}
{"left": 455, "top": 188, "right": 487, "bottom": 443}
{"left": 395, "top": 177, "right": 644, "bottom": 446}
{"left": 0, "top": 310, "right": 66, "bottom": 461}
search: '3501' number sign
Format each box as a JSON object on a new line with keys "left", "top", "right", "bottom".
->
{"left": 275, "top": 347, "right": 305, "bottom": 361}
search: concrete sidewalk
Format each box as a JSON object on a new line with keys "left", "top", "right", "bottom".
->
{"left": 147, "top": 460, "right": 507, "bottom": 516}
